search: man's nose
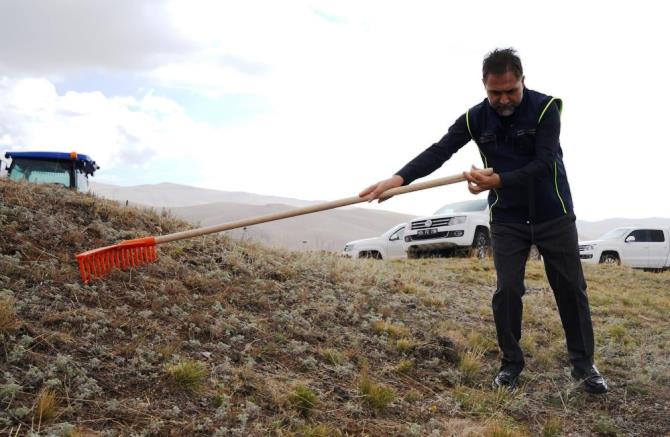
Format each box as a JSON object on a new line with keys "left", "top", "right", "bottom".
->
{"left": 500, "top": 94, "right": 510, "bottom": 105}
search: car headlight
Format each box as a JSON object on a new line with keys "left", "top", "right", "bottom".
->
{"left": 343, "top": 245, "right": 353, "bottom": 252}
{"left": 579, "top": 244, "right": 595, "bottom": 251}
{"left": 449, "top": 216, "right": 467, "bottom": 225}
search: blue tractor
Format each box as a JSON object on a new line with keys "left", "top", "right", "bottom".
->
{"left": 2, "top": 151, "right": 99, "bottom": 192}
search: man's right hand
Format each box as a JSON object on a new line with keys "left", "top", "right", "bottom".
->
{"left": 359, "top": 175, "right": 404, "bottom": 203}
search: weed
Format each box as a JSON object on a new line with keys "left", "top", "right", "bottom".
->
{"left": 372, "top": 320, "right": 409, "bottom": 338}
{"left": 319, "top": 348, "right": 345, "bottom": 365}
{"left": 395, "top": 338, "right": 415, "bottom": 354}
{"left": 166, "top": 360, "right": 207, "bottom": 392}
{"left": 459, "top": 348, "right": 484, "bottom": 382}
{"left": 592, "top": 414, "right": 619, "bottom": 436}
{"left": 359, "top": 368, "right": 395, "bottom": 411}
{"left": 403, "top": 389, "right": 422, "bottom": 403}
{"left": 0, "top": 297, "right": 19, "bottom": 334}
{"left": 34, "top": 388, "right": 58, "bottom": 425}
{"left": 288, "top": 385, "right": 317, "bottom": 418}
{"left": 542, "top": 416, "right": 561, "bottom": 437}
{"left": 395, "top": 359, "right": 413, "bottom": 374}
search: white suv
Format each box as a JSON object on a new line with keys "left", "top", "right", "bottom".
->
{"left": 404, "top": 199, "right": 491, "bottom": 258}
{"left": 342, "top": 223, "right": 408, "bottom": 260}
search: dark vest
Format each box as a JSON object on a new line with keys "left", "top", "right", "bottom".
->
{"left": 465, "top": 88, "right": 573, "bottom": 224}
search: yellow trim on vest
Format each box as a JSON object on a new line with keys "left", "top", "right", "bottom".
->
{"left": 466, "top": 110, "right": 473, "bottom": 139}
{"left": 554, "top": 160, "right": 567, "bottom": 214}
{"left": 477, "top": 148, "right": 498, "bottom": 222}
{"left": 539, "top": 97, "right": 562, "bottom": 123}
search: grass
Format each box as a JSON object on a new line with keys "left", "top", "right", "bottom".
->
{"left": 166, "top": 360, "right": 207, "bottom": 392}
{"left": 34, "top": 388, "right": 58, "bottom": 426}
{"left": 288, "top": 385, "right": 317, "bottom": 417}
{"left": 459, "top": 348, "right": 485, "bottom": 382}
{"left": 0, "top": 297, "right": 19, "bottom": 334}
{"left": 358, "top": 367, "right": 395, "bottom": 411}
{"left": 372, "top": 320, "right": 409, "bottom": 338}
{"left": 0, "top": 179, "right": 669, "bottom": 435}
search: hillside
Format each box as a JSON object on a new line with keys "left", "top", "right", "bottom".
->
{"left": 1, "top": 179, "right": 669, "bottom": 436}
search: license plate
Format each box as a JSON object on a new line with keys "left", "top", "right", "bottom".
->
{"left": 417, "top": 228, "right": 438, "bottom": 236}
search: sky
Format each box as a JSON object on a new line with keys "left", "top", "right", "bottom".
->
{"left": 0, "top": 0, "right": 668, "bottom": 221}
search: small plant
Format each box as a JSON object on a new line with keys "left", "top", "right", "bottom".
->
{"left": 167, "top": 360, "right": 207, "bottom": 392}
{"left": 372, "top": 320, "right": 409, "bottom": 338}
{"left": 395, "top": 359, "right": 413, "bottom": 374}
{"left": 542, "top": 416, "right": 561, "bottom": 437}
{"left": 319, "top": 348, "right": 344, "bottom": 365}
{"left": 359, "top": 368, "right": 395, "bottom": 411}
{"left": 458, "top": 348, "right": 484, "bottom": 382}
{"left": 34, "top": 388, "right": 58, "bottom": 426}
{"left": 0, "top": 297, "right": 19, "bottom": 334}
{"left": 297, "top": 424, "right": 342, "bottom": 437}
{"left": 403, "top": 389, "right": 422, "bottom": 403}
{"left": 395, "top": 338, "right": 415, "bottom": 354}
{"left": 288, "top": 385, "right": 317, "bottom": 418}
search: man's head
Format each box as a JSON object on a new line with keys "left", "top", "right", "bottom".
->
{"left": 482, "top": 48, "right": 524, "bottom": 117}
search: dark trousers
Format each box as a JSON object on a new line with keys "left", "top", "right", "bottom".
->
{"left": 490, "top": 212, "right": 594, "bottom": 373}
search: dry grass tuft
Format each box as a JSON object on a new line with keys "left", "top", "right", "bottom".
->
{"left": 34, "top": 388, "right": 59, "bottom": 425}
{"left": 288, "top": 385, "right": 317, "bottom": 418}
{"left": 358, "top": 367, "right": 395, "bottom": 411}
{"left": 318, "top": 347, "right": 345, "bottom": 365}
{"left": 459, "top": 348, "right": 485, "bottom": 382}
{"left": 166, "top": 360, "right": 207, "bottom": 392}
{"left": 372, "top": 320, "right": 409, "bottom": 338}
{"left": 542, "top": 416, "right": 561, "bottom": 437}
{"left": 0, "top": 297, "right": 19, "bottom": 334}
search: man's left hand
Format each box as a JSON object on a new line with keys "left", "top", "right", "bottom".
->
{"left": 464, "top": 165, "right": 502, "bottom": 194}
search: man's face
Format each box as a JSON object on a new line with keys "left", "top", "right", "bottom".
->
{"left": 483, "top": 71, "right": 524, "bottom": 117}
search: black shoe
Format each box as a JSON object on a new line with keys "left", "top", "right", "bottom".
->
{"left": 571, "top": 365, "right": 608, "bottom": 394}
{"left": 492, "top": 368, "right": 520, "bottom": 390}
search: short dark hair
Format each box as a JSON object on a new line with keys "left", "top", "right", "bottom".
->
{"left": 482, "top": 48, "right": 523, "bottom": 80}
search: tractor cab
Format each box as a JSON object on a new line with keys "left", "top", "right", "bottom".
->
{"left": 2, "top": 151, "right": 99, "bottom": 192}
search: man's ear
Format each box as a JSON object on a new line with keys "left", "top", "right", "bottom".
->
{"left": 521, "top": 75, "right": 525, "bottom": 86}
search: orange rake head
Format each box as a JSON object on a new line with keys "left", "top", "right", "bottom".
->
{"left": 75, "top": 237, "right": 157, "bottom": 284}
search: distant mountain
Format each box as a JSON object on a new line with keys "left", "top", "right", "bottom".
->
{"left": 90, "top": 182, "right": 321, "bottom": 208}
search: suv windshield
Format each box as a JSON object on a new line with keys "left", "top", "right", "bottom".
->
{"left": 9, "top": 158, "right": 72, "bottom": 187}
{"left": 597, "top": 228, "right": 630, "bottom": 240}
{"left": 434, "top": 199, "right": 488, "bottom": 215}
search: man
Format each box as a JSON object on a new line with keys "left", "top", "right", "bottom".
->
{"left": 359, "top": 48, "right": 607, "bottom": 394}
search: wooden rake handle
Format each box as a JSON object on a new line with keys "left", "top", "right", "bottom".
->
{"left": 155, "top": 168, "right": 492, "bottom": 245}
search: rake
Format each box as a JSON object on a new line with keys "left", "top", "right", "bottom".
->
{"left": 75, "top": 169, "right": 491, "bottom": 283}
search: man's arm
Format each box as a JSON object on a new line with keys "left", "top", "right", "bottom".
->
{"left": 359, "top": 114, "right": 471, "bottom": 202}
{"left": 498, "top": 101, "right": 561, "bottom": 187}
{"left": 394, "top": 113, "right": 472, "bottom": 186}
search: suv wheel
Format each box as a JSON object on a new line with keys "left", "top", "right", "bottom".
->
{"left": 599, "top": 253, "right": 620, "bottom": 265}
{"left": 471, "top": 228, "right": 491, "bottom": 259}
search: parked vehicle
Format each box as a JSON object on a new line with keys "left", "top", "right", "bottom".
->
{"left": 404, "top": 199, "right": 491, "bottom": 258}
{"left": 3, "top": 151, "right": 99, "bottom": 192}
{"left": 342, "top": 223, "right": 407, "bottom": 260}
{"left": 579, "top": 227, "right": 670, "bottom": 270}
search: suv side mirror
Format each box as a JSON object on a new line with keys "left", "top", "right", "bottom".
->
{"left": 625, "top": 235, "right": 636, "bottom": 243}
